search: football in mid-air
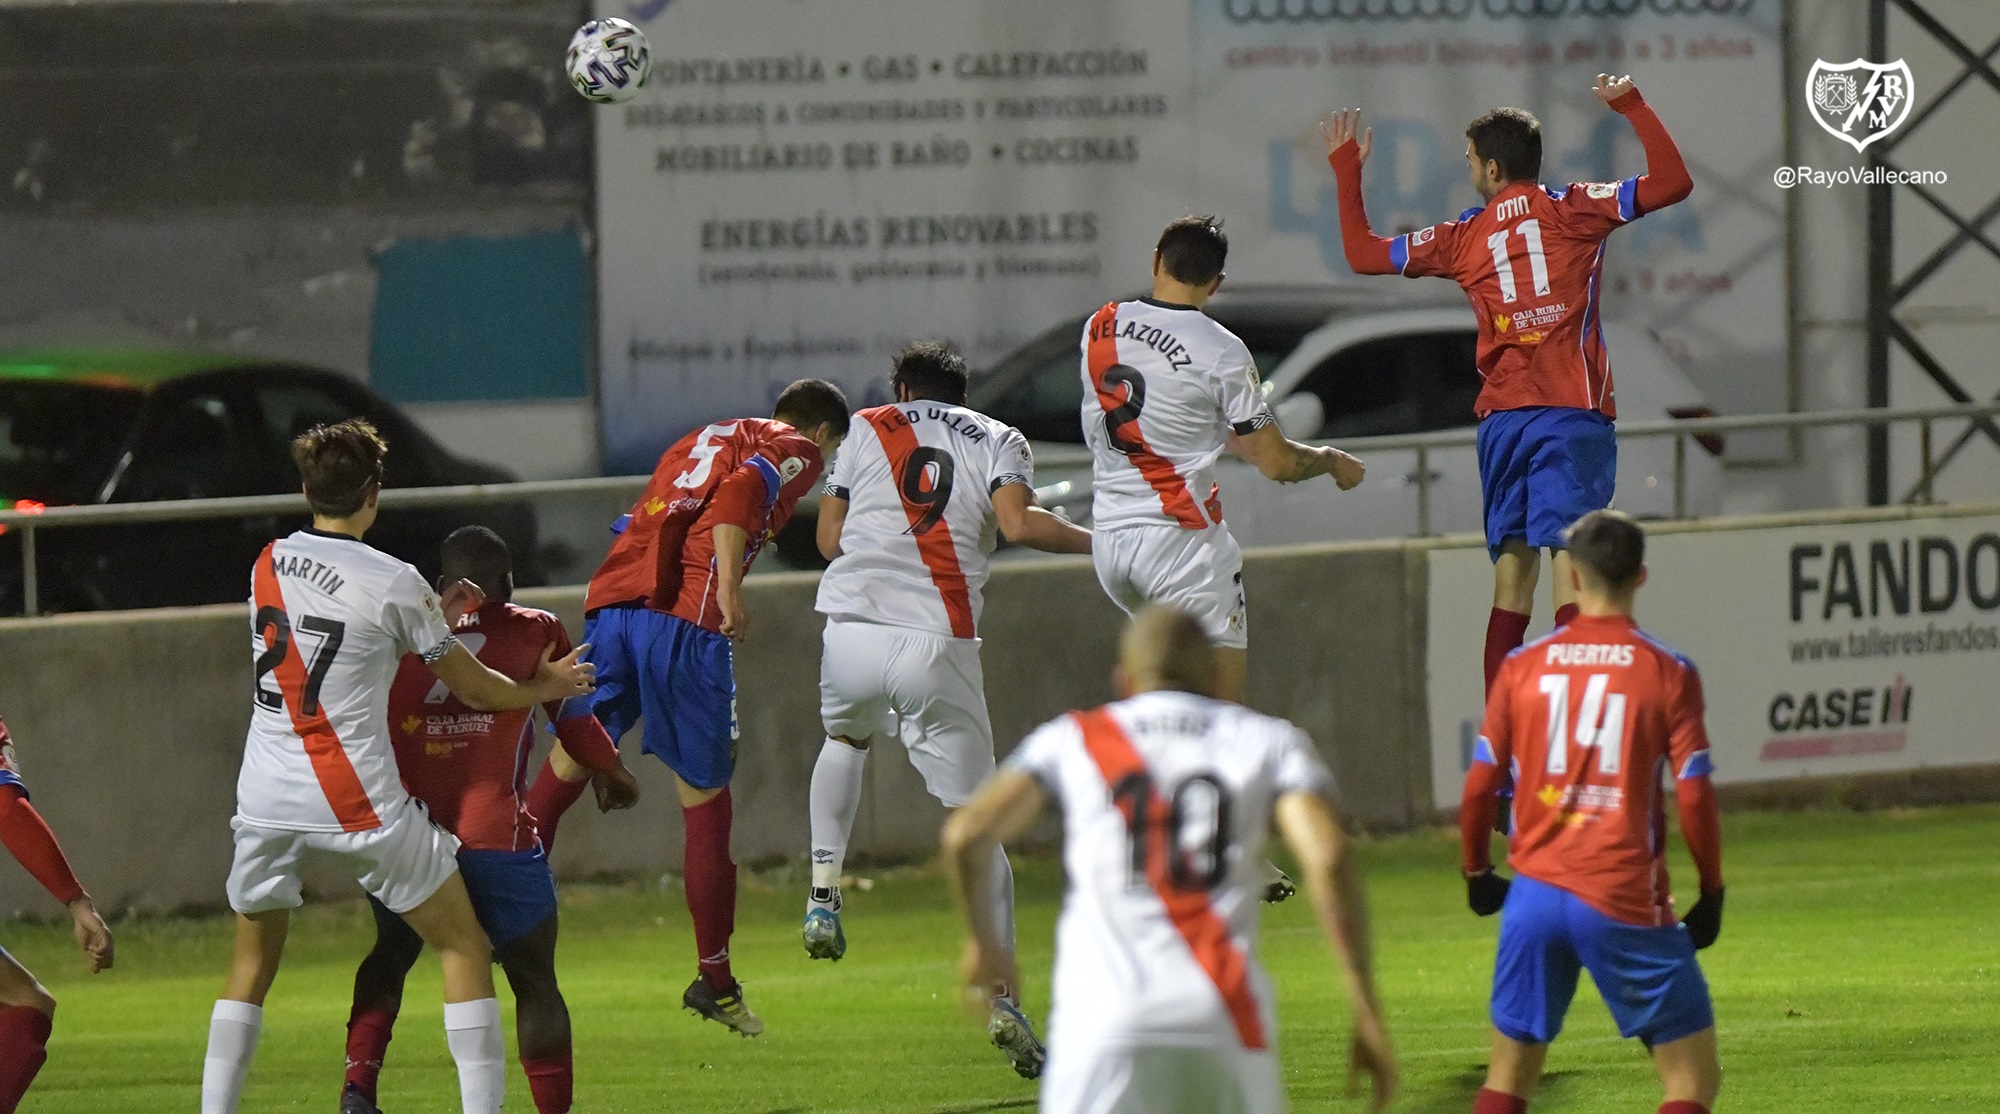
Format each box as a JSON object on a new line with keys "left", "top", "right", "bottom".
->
{"left": 566, "top": 18, "right": 651, "bottom": 104}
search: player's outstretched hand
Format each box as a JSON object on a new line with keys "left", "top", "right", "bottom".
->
{"left": 439, "top": 578, "right": 487, "bottom": 623}
{"left": 592, "top": 762, "right": 641, "bottom": 813}
{"left": 957, "top": 937, "right": 1020, "bottom": 1016}
{"left": 1466, "top": 868, "right": 1511, "bottom": 916}
{"left": 1326, "top": 447, "right": 1366, "bottom": 490}
{"left": 1592, "top": 73, "right": 1637, "bottom": 105}
{"left": 537, "top": 642, "right": 597, "bottom": 701}
{"left": 1319, "top": 109, "right": 1372, "bottom": 164}
{"left": 1347, "top": 1006, "right": 1398, "bottom": 1113}
{"left": 69, "top": 896, "right": 113, "bottom": 973}
{"left": 1681, "top": 887, "right": 1725, "bottom": 949}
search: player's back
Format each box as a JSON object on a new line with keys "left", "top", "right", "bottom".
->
{"left": 1079, "top": 299, "right": 1272, "bottom": 532}
{"left": 387, "top": 601, "right": 567, "bottom": 852}
{"left": 1488, "top": 613, "right": 1709, "bottom": 925}
{"left": 1006, "top": 690, "right": 1331, "bottom": 1051}
{"left": 239, "top": 530, "right": 457, "bottom": 834}
{"left": 817, "top": 402, "right": 1031, "bottom": 639}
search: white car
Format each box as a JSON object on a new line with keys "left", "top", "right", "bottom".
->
{"left": 973, "top": 285, "right": 1724, "bottom": 547}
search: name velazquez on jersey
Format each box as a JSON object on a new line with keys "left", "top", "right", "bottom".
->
{"left": 271, "top": 553, "right": 347, "bottom": 595}
{"left": 1090, "top": 314, "right": 1195, "bottom": 372}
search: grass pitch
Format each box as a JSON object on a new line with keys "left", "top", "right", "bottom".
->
{"left": 8, "top": 805, "right": 1997, "bottom": 1112}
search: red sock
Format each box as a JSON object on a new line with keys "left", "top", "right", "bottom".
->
{"left": 1484, "top": 608, "right": 1533, "bottom": 693}
{"left": 682, "top": 788, "right": 738, "bottom": 991}
{"left": 343, "top": 1005, "right": 397, "bottom": 1102}
{"left": 0, "top": 1005, "right": 51, "bottom": 1112}
{"left": 522, "top": 1050, "right": 574, "bottom": 1114}
{"left": 1554, "top": 602, "right": 1580, "bottom": 628}
{"left": 1473, "top": 1087, "right": 1528, "bottom": 1114}
{"left": 1658, "top": 1103, "right": 1708, "bottom": 1114}
{"left": 526, "top": 759, "right": 589, "bottom": 854}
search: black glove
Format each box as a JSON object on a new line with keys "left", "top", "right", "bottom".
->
{"left": 1466, "top": 869, "right": 1511, "bottom": 916}
{"left": 1681, "top": 888, "right": 1725, "bottom": 949}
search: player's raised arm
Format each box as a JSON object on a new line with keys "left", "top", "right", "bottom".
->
{"left": 1594, "top": 74, "right": 1693, "bottom": 213}
{"left": 1273, "top": 788, "right": 1396, "bottom": 1112}
{"left": 992, "top": 483, "right": 1091, "bottom": 554}
{"left": 940, "top": 768, "right": 1048, "bottom": 1003}
{"left": 1233, "top": 422, "right": 1366, "bottom": 489}
{"left": 1319, "top": 110, "right": 1398, "bottom": 275}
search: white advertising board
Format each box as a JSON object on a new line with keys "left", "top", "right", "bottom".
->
{"left": 1427, "top": 512, "right": 2000, "bottom": 810}
{"left": 594, "top": 0, "right": 1784, "bottom": 471}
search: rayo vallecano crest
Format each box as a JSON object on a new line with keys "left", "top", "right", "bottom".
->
{"left": 1806, "top": 58, "right": 1915, "bottom": 152}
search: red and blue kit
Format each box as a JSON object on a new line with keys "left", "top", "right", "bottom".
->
{"left": 1460, "top": 614, "right": 1724, "bottom": 1045}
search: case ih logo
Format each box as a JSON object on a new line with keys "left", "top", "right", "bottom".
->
{"left": 1762, "top": 675, "right": 1911, "bottom": 762}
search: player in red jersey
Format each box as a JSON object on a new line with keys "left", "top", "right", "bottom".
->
{"left": 0, "top": 716, "right": 113, "bottom": 1114}
{"left": 338, "top": 527, "right": 638, "bottom": 1114}
{"left": 1323, "top": 75, "right": 1694, "bottom": 695}
{"left": 524, "top": 379, "right": 850, "bottom": 1036}
{"left": 1458, "top": 511, "right": 1724, "bottom": 1114}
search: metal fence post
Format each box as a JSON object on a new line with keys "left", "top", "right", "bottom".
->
{"left": 1673, "top": 433, "right": 1687, "bottom": 521}
{"left": 1415, "top": 444, "right": 1431, "bottom": 537}
{"left": 21, "top": 525, "right": 37, "bottom": 618}
{"left": 1919, "top": 418, "right": 1934, "bottom": 504}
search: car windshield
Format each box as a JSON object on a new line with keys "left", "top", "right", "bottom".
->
{"left": 0, "top": 382, "right": 144, "bottom": 505}
{"left": 970, "top": 304, "right": 1333, "bottom": 444}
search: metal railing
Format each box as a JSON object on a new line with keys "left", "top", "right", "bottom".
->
{"left": 2, "top": 402, "right": 1996, "bottom": 617}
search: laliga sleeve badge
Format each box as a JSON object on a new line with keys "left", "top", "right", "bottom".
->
{"left": 780, "top": 457, "right": 807, "bottom": 483}
{"left": 1586, "top": 182, "right": 1618, "bottom": 199}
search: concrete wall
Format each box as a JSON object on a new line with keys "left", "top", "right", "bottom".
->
{"left": 0, "top": 541, "right": 1434, "bottom": 917}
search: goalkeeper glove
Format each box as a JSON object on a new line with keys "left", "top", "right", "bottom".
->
{"left": 1466, "top": 869, "right": 1510, "bottom": 916}
{"left": 1681, "top": 887, "right": 1725, "bottom": 949}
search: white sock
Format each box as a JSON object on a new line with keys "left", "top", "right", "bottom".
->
{"left": 989, "top": 844, "right": 1018, "bottom": 994}
{"left": 200, "top": 1000, "right": 262, "bottom": 1114}
{"left": 443, "top": 998, "right": 505, "bottom": 1114}
{"left": 809, "top": 737, "right": 868, "bottom": 899}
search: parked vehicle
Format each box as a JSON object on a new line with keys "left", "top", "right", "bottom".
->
{"left": 0, "top": 350, "right": 542, "bottom": 615}
{"left": 969, "top": 285, "right": 1724, "bottom": 546}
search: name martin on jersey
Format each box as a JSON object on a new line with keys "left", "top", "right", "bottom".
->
{"left": 1090, "top": 314, "right": 1196, "bottom": 373}
{"left": 270, "top": 553, "right": 347, "bottom": 596}
{"left": 876, "top": 403, "right": 990, "bottom": 443}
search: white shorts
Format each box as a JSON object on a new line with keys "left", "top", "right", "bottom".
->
{"left": 819, "top": 620, "right": 995, "bottom": 808}
{"left": 226, "top": 800, "right": 461, "bottom": 916}
{"left": 1041, "top": 1043, "right": 1285, "bottom": 1114}
{"left": 1092, "top": 523, "right": 1248, "bottom": 650}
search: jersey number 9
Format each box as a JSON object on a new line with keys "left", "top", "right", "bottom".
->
{"left": 897, "top": 446, "right": 956, "bottom": 535}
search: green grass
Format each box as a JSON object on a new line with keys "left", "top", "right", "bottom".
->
{"left": 9, "top": 806, "right": 1999, "bottom": 1112}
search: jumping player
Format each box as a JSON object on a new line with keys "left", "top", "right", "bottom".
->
{"left": 526, "top": 380, "right": 850, "bottom": 1037}
{"left": 1082, "top": 215, "right": 1366, "bottom": 705}
{"left": 1323, "top": 75, "right": 1693, "bottom": 693}
{"left": 202, "top": 420, "right": 595, "bottom": 1114}
{"left": 1458, "top": 510, "right": 1725, "bottom": 1114}
{"left": 0, "top": 715, "right": 113, "bottom": 1114}
{"left": 943, "top": 607, "right": 1396, "bottom": 1114}
{"left": 804, "top": 342, "right": 1092, "bottom": 1077}
{"left": 339, "top": 527, "right": 638, "bottom": 1114}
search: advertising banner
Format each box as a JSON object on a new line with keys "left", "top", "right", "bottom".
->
{"left": 596, "top": 0, "right": 1784, "bottom": 471}
{"left": 1426, "top": 511, "right": 2000, "bottom": 810}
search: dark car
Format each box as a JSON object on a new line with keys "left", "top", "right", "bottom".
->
{"left": 0, "top": 350, "right": 542, "bottom": 615}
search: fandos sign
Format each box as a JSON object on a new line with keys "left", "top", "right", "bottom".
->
{"left": 1805, "top": 58, "right": 1915, "bottom": 152}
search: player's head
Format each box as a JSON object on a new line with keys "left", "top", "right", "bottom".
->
{"left": 891, "top": 341, "right": 969, "bottom": 406}
{"left": 774, "top": 378, "right": 852, "bottom": 460}
{"left": 1151, "top": 215, "right": 1228, "bottom": 302}
{"left": 293, "top": 418, "right": 386, "bottom": 531}
{"left": 1563, "top": 509, "right": 1648, "bottom": 605}
{"left": 439, "top": 525, "right": 512, "bottom": 605}
{"left": 1464, "top": 107, "right": 1542, "bottom": 198}
{"left": 1114, "top": 605, "right": 1219, "bottom": 700}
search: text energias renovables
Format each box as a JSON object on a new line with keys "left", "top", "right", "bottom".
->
{"left": 699, "top": 212, "right": 1099, "bottom": 252}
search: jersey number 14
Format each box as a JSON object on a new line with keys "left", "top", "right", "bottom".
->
{"left": 1539, "top": 672, "right": 1628, "bottom": 775}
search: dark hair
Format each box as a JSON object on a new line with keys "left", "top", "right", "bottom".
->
{"left": 439, "top": 525, "right": 512, "bottom": 604}
{"left": 292, "top": 418, "right": 386, "bottom": 518}
{"left": 774, "top": 378, "right": 852, "bottom": 439}
{"left": 1564, "top": 510, "right": 1645, "bottom": 590}
{"left": 1466, "top": 107, "right": 1542, "bottom": 183}
{"left": 1155, "top": 214, "right": 1229, "bottom": 287}
{"left": 891, "top": 341, "right": 969, "bottom": 405}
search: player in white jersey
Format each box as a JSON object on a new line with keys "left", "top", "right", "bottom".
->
{"left": 806, "top": 342, "right": 1092, "bottom": 1076}
{"left": 1082, "top": 215, "right": 1367, "bottom": 705}
{"left": 943, "top": 607, "right": 1396, "bottom": 1114}
{"left": 200, "top": 420, "right": 595, "bottom": 1114}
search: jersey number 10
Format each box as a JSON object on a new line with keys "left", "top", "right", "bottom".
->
{"left": 1112, "top": 771, "right": 1233, "bottom": 893}
{"left": 1487, "top": 219, "right": 1551, "bottom": 305}
{"left": 1539, "top": 672, "right": 1629, "bottom": 775}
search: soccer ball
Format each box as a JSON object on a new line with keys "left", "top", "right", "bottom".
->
{"left": 566, "top": 18, "right": 651, "bottom": 104}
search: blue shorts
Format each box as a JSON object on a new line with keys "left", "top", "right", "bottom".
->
{"left": 1491, "top": 875, "right": 1714, "bottom": 1046}
{"left": 369, "top": 846, "right": 557, "bottom": 948}
{"left": 573, "top": 606, "right": 738, "bottom": 789}
{"left": 1476, "top": 407, "right": 1617, "bottom": 561}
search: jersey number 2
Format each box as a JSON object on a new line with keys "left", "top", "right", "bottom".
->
{"left": 1539, "top": 672, "right": 1628, "bottom": 774}
{"left": 253, "top": 609, "right": 348, "bottom": 718}
{"left": 1486, "top": 219, "right": 1551, "bottom": 305}
{"left": 1111, "top": 771, "right": 1233, "bottom": 892}
{"left": 1100, "top": 364, "right": 1148, "bottom": 456}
